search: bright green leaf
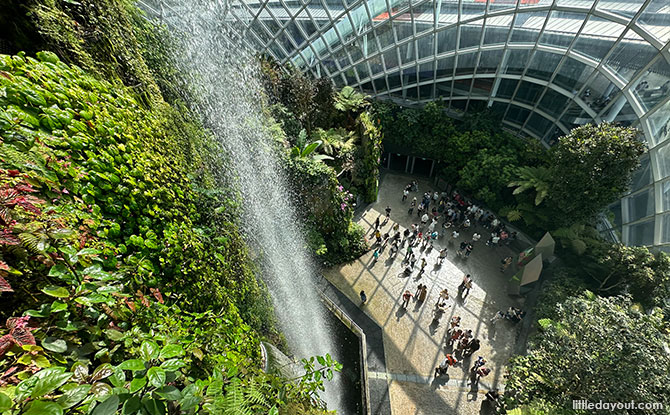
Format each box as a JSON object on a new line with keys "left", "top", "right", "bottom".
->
{"left": 147, "top": 367, "right": 166, "bottom": 388}
{"left": 41, "top": 286, "right": 70, "bottom": 298}
{"left": 42, "top": 337, "right": 67, "bottom": 353}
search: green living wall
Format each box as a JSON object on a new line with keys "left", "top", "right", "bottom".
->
{"left": 0, "top": 0, "right": 341, "bottom": 414}
{"left": 260, "top": 61, "right": 381, "bottom": 265}
{"left": 373, "top": 101, "right": 547, "bottom": 214}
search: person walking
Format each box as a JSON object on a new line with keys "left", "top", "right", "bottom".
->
{"left": 371, "top": 249, "right": 380, "bottom": 265}
{"left": 404, "top": 244, "right": 414, "bottom": 261}
{"left": 464, "top": 243, "right": 474, "bottom": 258}
{"left": 408, "top": 197, "right": 417, "bottom": 215}
{"left": 393, "top": 222, "right": 400, "bottom": 234}
{"left": 402, "top": 228, "right": 410, "bottom": 246}
{"left": 415, "top": 283, "right": 424, "bottom": 298}
{"left": 373, "top": 216, "right": 380, "bottom": 230}
{"left": 359, "top": 290, "right": 367, "bottom": 304}
{"left": 418, "top": 257, "right": 427, "bottom": 277}
{"left": 402, "top": 290, "right": 413, "bottom": 308}
{"left": 458, "top": 274, "right": 473, "bottom": 299}
{"left": 385, "top": 205, "right": 392, "bottom": 218}
{"left": 402, "top": 188, "right": 409, "bottom": 202}
{"left": 418, "top": 284, "right": 428, "bottom": 302}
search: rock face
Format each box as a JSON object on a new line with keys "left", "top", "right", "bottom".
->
{"left": 263, "top": 341, "right": 302, "bottom": 380}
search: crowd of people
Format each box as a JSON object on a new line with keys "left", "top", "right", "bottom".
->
{"left": 363, "top": 179, "right": 528, "bottom": 398}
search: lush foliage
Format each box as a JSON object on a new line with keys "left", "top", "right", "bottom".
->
{"left": 506, "top": 293, "right": 670, "bottom": 413}
{"left": 260, "top": 61, "right": 379, "bottom": 263}
{"left": 545, "top": 123, "right": 645, "bottom": 226}
{"left": 508, "top": 123, "right": 645, "bottom": 228}
{"left": 373, "top": 101, "right": 547, "bottom": 211}
{"left": 0, "top": 50, "right": 344, "bottom": 414}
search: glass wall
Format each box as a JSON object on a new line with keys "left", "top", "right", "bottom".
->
{"left": 154, "top": 0, "right": 670, "bottom": 249}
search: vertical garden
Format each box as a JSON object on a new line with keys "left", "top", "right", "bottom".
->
{"left": 0, "top": 0, "right": 380, "bottom": 413}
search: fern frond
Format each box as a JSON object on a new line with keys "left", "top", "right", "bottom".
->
{"left": 19, "top": 232, "right": 43, "bottom": 254}
{"left": 221, "top": 379, "right": 252, "bottom": 415}
{"left": 244, "top": 380, "right": 268, "bottom": 407}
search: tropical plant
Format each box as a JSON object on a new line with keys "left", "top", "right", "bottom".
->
{"left": 508, "top": 166, "right": 552, "bottom": 206}
{"left": 290, "top": 131, "right": 334, "bottom": 162}
{"left": 551, "top": 223, "right": 603, "bottom": 256}
{"left": 333, "top": 86, "right": 369, "bottom": 114}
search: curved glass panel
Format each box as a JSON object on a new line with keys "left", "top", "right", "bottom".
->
{"left": 203, "top": 0, "right": 670, "bottom": 248}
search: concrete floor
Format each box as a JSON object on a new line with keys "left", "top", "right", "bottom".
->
{"left": 324, "top": 171, "right": 526, "bottom": 415}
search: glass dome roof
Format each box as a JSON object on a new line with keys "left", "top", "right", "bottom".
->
{"left": 141, "top": 0, "right": 670, "bottom": 249}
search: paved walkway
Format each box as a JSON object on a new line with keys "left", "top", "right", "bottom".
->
{"left": 324, "top": 171, "right": 528, "bottom": 415}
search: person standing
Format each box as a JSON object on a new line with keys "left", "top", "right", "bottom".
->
{"left": 402, "top": 290, "right": 413, "bottom": 308}
{"left": 464, "top": 339, "right": 480, "bottom": 357}
{"left": 385, "top": 205, "right": 392, "bottom": 217}
{"left": 402, "top": 188, "right": 409, "bottom": 202}
{"left": 408, "top": 197, "right": 417, "bottom": 215}
{"left": 421, "top": 213, "right": 430, "bottom": 226}
{"left": 360, "top": 290, "right": 367, "bottom": 304}
{"left": 418, "top": 285, "right": 428, "bottom": 302}
{"left": 438, "top": 248, "right": 448, "bottom": 265}
{"left": 472, "top": 232, "right": 481, "bottom": 243}
{"left": 402, "top": 228, "right": 410, "bottom": 246}
{"left": 500, "top": 256, "right": 513, "bottom": 272}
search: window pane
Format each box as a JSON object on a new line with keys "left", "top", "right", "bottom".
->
{"left": 627, "top": 189, "right": 654, "bottom": 222}
{"left": 627, "top": 219, "right": 654, "bottom": 246}
{"left": 526, "top": 51, "right": 562, "bottom": 81}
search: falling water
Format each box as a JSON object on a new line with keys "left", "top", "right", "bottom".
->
{"left": 150, "top": 0, "right": 346, "bottom": 411}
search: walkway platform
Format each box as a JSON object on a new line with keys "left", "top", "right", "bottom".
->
{"left": 323, "top": 172, "right": 527, "bottom": 415}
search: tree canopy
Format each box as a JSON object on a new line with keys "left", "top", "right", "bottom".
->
{"left": 506, "top": 293, "right": 670, "bottom": 413}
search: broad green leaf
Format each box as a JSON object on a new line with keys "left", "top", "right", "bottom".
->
{"left": 51, "top": 301, "right": 67, "bottom": 313}
{"left": 118, "top": 359, "right": 145, "bottom": 371}
{"left": 90, "top": 382, "right": 112, "bottom": 399}
{"left": 24, "top": 401, "right": 63, "bottom": 415}
{"left": 77, "top": 248, "right": 100, "bottom": 257}
{"left": 140, "top": 340, "right": 159, "bottom": 361}
{"left": 316, "top": 355, "right": 325, "bottom": 366}
{"left": 31, "top": 369, "right": 72, "bottom": 397}
{"left": 269, "top": 406, "right": 279, "bottom": 415}
{"left": 142, "top": 398, "right": 166, "bottom": 415}
{"left": 179, "top": 395, "right": 200, "bottom": 411}
{"left": 129, "top": 377, "right": 147, "bottom": 394}
{"left": 48, "top": 264, "right": 69, "bottom": 279}
{"left": 104, "top": 329, "right": 124, "bottom": 341}
{"left": 108, "top": 366, "right": 126, "bottom": 388}
{"left": 160, "top": 358, "right": 186, "bottom": 372}
{"left": 42, "top": 337, "right": 67, "bottom": 353}
{"left": 0, "top": 393, "right": 11, "bottom": 411}
{"left": 57, "top": 384, "right": 91, "bottom": 409}
{"left": 159, "top": 344, "right": 184, "bottom": 360}
{"left": 155, "top": 385, "right": 181, "bottom": 401}
{"left": 92, "top": 394, "right": 119, "bottom": 415}
{"left": 147, "top": 367, "right": 166, "bottom": 388}
{"left": 91, "top": 363, "right": 114, "bottom": 381}
{"left": 123, "top": 396, "right": 141, "bottom": 414}
{"left": 41, "top": 286, "right": 70, "bottom": 298}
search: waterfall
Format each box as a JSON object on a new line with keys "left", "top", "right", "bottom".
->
{"left": 154, "top": 0, "right": 345, "bottom": 411}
